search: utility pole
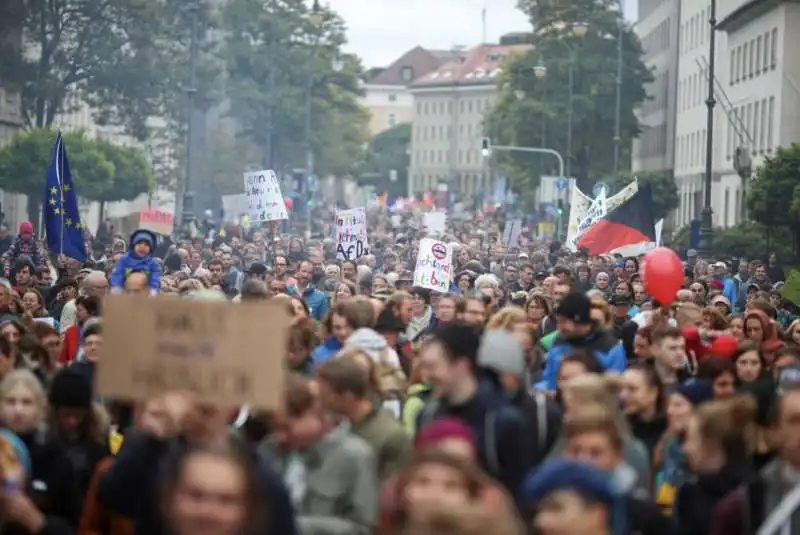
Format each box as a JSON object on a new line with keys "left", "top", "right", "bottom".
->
{"left": 263, "top": 0, "right": 276, "bottom": 170}
{"left": 699, "top": 0, "right": 717, "bottom": 257}
{"left": 613, "top": 11, "right": 623, "bottom": 177}
{"left": 179, "top": 1, "right": 199, "bottom": 230}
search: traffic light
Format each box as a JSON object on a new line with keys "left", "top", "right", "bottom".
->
{"left": 481, "top": 137, "right": 491, "bottom": 157}
{"left": 556, "top": 199, "right": 564, "bottom": 215}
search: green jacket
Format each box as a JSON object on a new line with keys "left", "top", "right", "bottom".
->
{"left": 541, "top": 330, "right": 559, "bottom": 351}
{"left": 402, "top": 383, "right": 432, "bottom": 436}
{"left": 352, "top": 406, "right": 411, "bottom": 482}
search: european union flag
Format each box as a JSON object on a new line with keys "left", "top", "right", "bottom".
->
{"left": 44, "top": 133, "right": 86, "bottom": 261}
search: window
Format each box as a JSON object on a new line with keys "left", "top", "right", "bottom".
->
{"left": 755, "top": 36, "right": 762, "bottom": 74}
{"left": 771, "top": 28, "right": 777, "bottom": 68}
{"left": 735, "top": 46, "right": 742, "bottom": 83}
{"left": 767, "top": 96, "right": 775, "bottom": 151}
{"left": 743, "top": 42, "right": 749, "bottom": 78}
{"left": 749, "top": 39, "right": 755, "bottom": 77}
{"left": 447, "top": 101, "right": 452, "bottom": 113}
{"left": 401, "top": 66, "right": 414, "bottom": 82}
{"left": 759, "top": 98, "right": 767, "bottom": 152}
{"left": 763, "top": 31, "right": 770, "bottom": 71}
{"left": 388, "top": 113, "right": 396, "bottom": 127}
{"left": 730, "top": 51, "right": 736, "bottom": 85}
{"left": 724, "top": 188, "right": 730, "bottom": 225}
{"left": 388, "top": 94, "right": 397, "bottom": 102}
{"left": 753, "top": 101, "right": 759, "bottom": 150}
{"left": 416, "top": 102, "right": 422, "bottom": 115}
{"left": 467, "top": 100, "right": 473, "bottom": 113}
{"left": 424, "top": 102, "right": 429, "bottom": 115}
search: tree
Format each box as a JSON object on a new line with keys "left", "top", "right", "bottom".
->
{"left": 671, "top": 222, "right": 795, "bottom": 261}
{"left": 604, "top": 169, "right": 678, "bottom": 222}
{"left": 359, "top": 123, "right": 411, "bottom": 198}
{"left": 219, "top": 0, "right": 369, "bottom": 177}
{"left": 203, "top": 129, "right": 263, "bottom": 196}
{"left": 0, "top": 128, "right": 152, "bottom": 231}
{"left": 89, "top": 140, "right": 155, "bottom": 220}
{"left": 748, "top": 143, "right": 800, "bottom": 256}
{"left": 485, "top": 0, "right": 652, "bottom": 193}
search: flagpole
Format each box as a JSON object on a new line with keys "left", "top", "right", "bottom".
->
{"left": 58, "top": 133, "right": 64, "bottom": 258}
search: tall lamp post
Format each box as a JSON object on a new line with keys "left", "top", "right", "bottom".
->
{"left": 180, "top": 1, "right": 200, "bottom": 231}
{"left": 613, "top": 11, "right": 624, "bottom": 177}
{"left": 533, "top": 21, "right": 588, "bottom": 180}
{"left": 699, "top": 0, "right": 717, "bottom": 257}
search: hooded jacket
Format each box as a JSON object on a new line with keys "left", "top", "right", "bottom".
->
{"left": 2, "top": 223, "right": 46, "bottom": 279}
{"left": 537, "top": 324, "right": 627, "bottom": 390}
{"left": 744, "top": 309, "right": 785, "bottom": 363}
{"left": 110, "top": 229, "right": 161, "bottom": 294}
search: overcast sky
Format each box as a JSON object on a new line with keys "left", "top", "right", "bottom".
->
{"left": 328, "top": 0, "right": 638, "bottom": 68}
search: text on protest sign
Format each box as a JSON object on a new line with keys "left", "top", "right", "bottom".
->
{"left": 98, "top": 295, "right": 290, "bottom": 409}
{"left": 139, "top": 208, "right": 174, "bottom": 235}
{"left": 244, "top": 169, "right": 288, "bottom": 222}
{"left": 413, "top": 238, "right": 452, "bottom": 293}
{"left": 336, "top": 207, "right": 370, "bottom": 260}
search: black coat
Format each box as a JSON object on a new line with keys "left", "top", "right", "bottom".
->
{"left": 676, "top": 462, "right": 750, "bottom": 535}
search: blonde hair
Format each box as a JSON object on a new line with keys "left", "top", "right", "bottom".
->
{"left": 564, "top": 404, "right": 624, "bottom": 453}
{"left": 0, "top": 370, "right": 46, "bottom": 421}
{"left": 486, "top": 307, "right": 527, "bottom": 332}
{"left": 563, "top": 374, "right": 629, "bottom": 436}
{"left": 676, "top": 302, "right": 702, "bottom": 327}
{"left": 589, "top": 298, "right": 613, "bottom": 328}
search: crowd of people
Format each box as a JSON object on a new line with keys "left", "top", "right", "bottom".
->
{"left": 0, "top": 207, "right": 797, "bottom": 535}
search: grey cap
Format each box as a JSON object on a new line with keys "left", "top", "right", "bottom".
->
{"left": 477, "top": 330, "right": 525, "bottom": 377}
{"left": 687, "top": 249, "right": 698, "bottom": 257}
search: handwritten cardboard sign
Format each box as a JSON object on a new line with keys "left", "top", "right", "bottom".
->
{"left": 244, "top": 169, "right": 288, "bottom": 222}
{"left": 139, "top": 208, "right": 174, "bottom": 235}
{"left": 336, "top": 207, "right": 369, "bottom": 261}
{"left": 97, "top": 295, "right": 290, "bottom": 409}
{"left": 413, "top": 238, "right": 452, "bottom": 293}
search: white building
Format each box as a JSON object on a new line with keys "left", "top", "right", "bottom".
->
{"left": 408, "top": 42, "right": 533, "bottom": 198}
{"left": 631, "top": 0, "right": 681, "bottom": 173}
{"left": 673, "top": 0, "right": 797, "bottom": 229}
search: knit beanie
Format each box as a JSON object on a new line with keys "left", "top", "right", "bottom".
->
{"left": 48, "top": 367, "right": 93, "bottom": 410}
{"left": 414, "top": 417, "right": 475, "bottom": 454}
{"left": 556, "top": 292, "right": 592, "bottom": 324}
{"left": 522, "top": 458, "right": 616, "bottom": 509}
{"left": 675, "top": 378, "right": 714, "bottom": 406}
{"left": 477, "top": 330, "right": 525, "bottom": 377}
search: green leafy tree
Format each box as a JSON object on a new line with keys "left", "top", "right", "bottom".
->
{"left": 604, "top": 169, "right": 678, "bottom": 221}
{"left": 203, "top": 129, "right": 263, "bottom": 196}
{"left": 89, "top": 140, "right": 155, "bottom": 220}
{"left": 748, "top": 143, "right": 800, "bottom": 256}
{"left": 486, "top": 0, "right": 652, "bottom": 192}
{"left": 360, "top": 123, "right": 411, "bottom": 199}
{"left": 671, "top": 222, "right": 795, "bottom": 261}
{"left": 219, "top": 0, "right": 369, "bottom": 177}
{"left": 0, "top": 128, "right": 112, "bottom": 229}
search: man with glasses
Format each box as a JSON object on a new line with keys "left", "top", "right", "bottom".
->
{"left": 274, "top": 255, "right": 288, "bottom": 276}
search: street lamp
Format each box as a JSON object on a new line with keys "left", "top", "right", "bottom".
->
{"left": 533, "top": 58, "right": 547, "bottom": 78}
{"left": 332, "top": 52, "right": 343, "bottom": 72}
{"left": 309, "top": 0, "right": 323, "bottom": 27}
{"left": 699, "top": 0, "right": 717, "bottom": 256}
{"left": 572, "top": 21, "right": 589, "bottom": 37}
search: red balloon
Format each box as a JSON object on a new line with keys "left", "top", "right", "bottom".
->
{"left": 640, "top": 247, "right": 683, "bottom": 305}
{"left": 284, "top": 197, "right": 293, "bottom": 210}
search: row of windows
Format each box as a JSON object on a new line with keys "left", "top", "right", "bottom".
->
{"left": 638, "top": 122, "right": 668, "bottom": 158}
{"left": 641, "top": 69, "right": 671, "bottom": 114}
{"left": 679, "top": 188, "right": 704, "bottom": 226}
{"left": 680, "top": 6, "right": 711, "bottom": 56}
{"left": 412, "top": 173, "right": 487, "bottom": 195}
{"left": 725, "top": 96, "right": 775, "bottom": 159}
{"left": 414, "top": 123, "right": 485, "bottom": 142}
{"left": 676, "top": 129, "right": 707, "bottom": 170}
{"left": 641, "top": 18, "right": 671, "bottom": 57}
{"left": 678, "top": 71, "right": 706, "bottom": 112}
{"left": 640, "top": 0, "right": 673, "bottom": 21}
{"left": 729, "top": 28, "right": 777, "bottom": 85}
{"left": 413, "top": 147, "right": 485, "bottom": 167}
{"left": 415, "top": 97, "right": 493, "bottom": 117}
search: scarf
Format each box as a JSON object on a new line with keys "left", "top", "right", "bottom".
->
{"left": 406, "top": 305, "right": 433, "bottom": 341}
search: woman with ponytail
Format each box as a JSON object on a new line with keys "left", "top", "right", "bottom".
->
{"left": 675, "top": 395, "right": 756, "bottom": 535}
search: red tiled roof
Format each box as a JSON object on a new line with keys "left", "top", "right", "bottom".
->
{"left": 369, "top": 46, "right": 454, "bottom": 86}
{"left": 410, "top": 43, "right": 533, "bottom": 87}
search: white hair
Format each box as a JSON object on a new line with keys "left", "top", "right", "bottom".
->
{"left": 356, "top": 265, "right": 372, "bottom": 279}
{"left": 474, "top": 274, "right": 499, "bottom": 290}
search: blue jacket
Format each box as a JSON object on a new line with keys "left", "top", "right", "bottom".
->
{"left": 110, "top": 229, "right": 161, "bottom": 293}
{"left": 717, "top": 276, "right": 737, "bottom": 306}
{"left": 538, "top": 326, "right": 627, "bottom": 390}
{"left": 311, "top": 336, "right": 343, "bottom": 365}
{"left": 289, "top": 283, "right": 329, "bottom": 321}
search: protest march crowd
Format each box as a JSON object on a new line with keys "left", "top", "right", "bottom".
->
{"left": 2, "top": 143, "right": 800, "bottom": 535}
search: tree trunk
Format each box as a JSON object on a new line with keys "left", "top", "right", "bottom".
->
{"left": 28, "top": 193, "right": 42, "bottom": 236}
{"left": 98, "top": 200, "right": 106, "bottom": 231}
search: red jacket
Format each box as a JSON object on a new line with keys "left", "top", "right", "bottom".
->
{"left": 682, "top": 327, "right": 738, "bottom": 362}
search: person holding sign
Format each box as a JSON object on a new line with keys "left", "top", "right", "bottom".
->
{"left": 109, "top": 229, "right": 161, "bottom": 296}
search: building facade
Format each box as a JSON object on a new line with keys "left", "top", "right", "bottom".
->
{"left": 671, "top": 0, "right": 798, "bottom": 229}
{"left": 631, "top": 0, "right": 680, "bottom": 173}
{"left": 361, "top": 47, "right": 460, "bottom": 136}
{"left": 408, "top": 43, "right": 532, "bottom": 198}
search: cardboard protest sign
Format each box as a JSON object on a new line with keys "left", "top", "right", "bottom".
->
{"left": 98, "top": 295, "right": 290, "bottom": 409}
{"left": 244, "top": 169, "right": 288, "bottom": 222}
{"left": 139, "top": 208, "right": 174, "bottom": 235}
{"left": 336, "top": 207, "right": 369, "bottom": 261}
{"left": 502, "top": 219, "right": 523, "bottom": 248}
{"left": 413, "top": 238, "right": 452, "bottom": 293}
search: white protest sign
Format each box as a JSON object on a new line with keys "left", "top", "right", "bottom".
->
{"left": 390, "top": 215, "right": 403, "bottom": 228}
{"left": 423, "top": 211, "right": 447, "bottom": 234}
{"left": 413, "top": 238, "right": 453, "bottom": 293}
{"left": 243, "top": 169, "right": 288, "bottom": 222}
{"left": 502, "top": 219, "right": 523, "bottom": 248}
{"left": 565, "top": 181, "right": 639, "bottom": 251}
{"left": 336, "top": 207, "right": 370, "bottom": 261}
